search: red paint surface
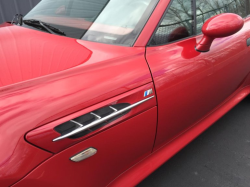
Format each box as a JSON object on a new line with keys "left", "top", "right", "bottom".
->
{"left": 0, "top": 138, "right": 52, "bottom": 187}
{"left": 202, "top": 13, "right": 244, "bottom": 37}
{"left": 196, "top": 13, "right": 244, "bottom": 51}
{"left": 13, "top": 108, "right": 157, "bottom": 187}
{"left": 0, "top": 25, "right": 152, "bottom": 186}
{"left": 109, "top": 86, "right": 250, "bottom": 187}
{"left": 0, "top": 26, "right": 92, "bottom": 87}
{"left": 26, "top": 83, "right": 156, "bottom": 153}
{"left": 0, "top": 22, "right": 12, "bottom": 28}
{"left": 146, "top": 17, "right": 250, "bottom": 150}
{"left": 1, "top": 1, "right": 250, "bottom": 186}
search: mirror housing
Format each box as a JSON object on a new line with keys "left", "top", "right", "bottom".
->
{"left": 196, "top": 13, "right": 244, "bottom": 52}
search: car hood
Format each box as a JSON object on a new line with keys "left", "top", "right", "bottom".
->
{"left": 0, "top": 24, "right": 92, "bottom": 87}
{"left": 0, "top": 24, "right": 153, "bottom": 187}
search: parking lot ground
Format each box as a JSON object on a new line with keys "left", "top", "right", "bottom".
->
{"left": 138, "top": 96, "right": 250, "bottom": 187}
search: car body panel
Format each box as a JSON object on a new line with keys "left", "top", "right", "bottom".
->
{"left": 26, "top": 83, "right": 156, "bottom": 153}
{"left": 13, "top": 107, "right": 157, "bottom": 187}
{"left": 208, "top": 17, "right": 250, "bottom": 106}
{"left": 0, "top": 25, "right": 153, "bottom": 186}
{"left": 0, "top": 138, "right": 52, "bottom": 187}
{"left": 109, "top": 85, "right": 250, "bottom": 187}
{"left": 0, "top": 25, "right": 92, "bottom": 87}
{"left": 146, "top": 18, "right": 250, "bottom": 149}
{"left": 1, "top": 0, "right": 250, "bottom": 186}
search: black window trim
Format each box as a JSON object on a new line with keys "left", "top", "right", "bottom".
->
{"left": 147, "top": 0, "right": 250, "bottom": 47}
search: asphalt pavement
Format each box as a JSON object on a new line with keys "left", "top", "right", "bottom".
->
{"left": 138, "top": 96, "right": 250, "bottom": 187}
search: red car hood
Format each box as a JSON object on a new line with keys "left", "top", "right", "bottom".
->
{"left": 0, "top": 24, "right": 92, "bottom": 87}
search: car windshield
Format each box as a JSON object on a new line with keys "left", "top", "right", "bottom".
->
{"left": 24, "top": 0, "right": 158, "bottom": 46}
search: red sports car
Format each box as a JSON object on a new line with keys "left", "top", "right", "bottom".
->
{"left": 1, "top": 0, "right": 250, "bottom": 186}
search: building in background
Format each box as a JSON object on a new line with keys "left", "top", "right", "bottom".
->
{"left": 0, "top": 0, "right": 40, "bottom": 23}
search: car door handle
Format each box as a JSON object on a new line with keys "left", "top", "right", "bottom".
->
{"left": 53, "top": 96, "right": 155, "bottom": 142}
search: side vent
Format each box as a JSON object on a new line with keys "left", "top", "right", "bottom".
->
{"left": 53, "top": 96, "right": 154, "bottom": 142}
{"left": 54, "top": 103, "right": 131, "bottom": 139}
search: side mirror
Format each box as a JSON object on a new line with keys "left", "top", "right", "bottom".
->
{"left": 196, "top": 13, "right": 244, "bottom": 52}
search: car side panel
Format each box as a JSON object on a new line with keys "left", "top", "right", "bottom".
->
{"left": 0, "top": 39, "right": 153, "bottom": 186}
{"left": 146, "top": 37, "right": 215, "bottom": 149}
{"left": 108, "top": 86, "right": 250, "bottom": 187}
{"left": 208, "top": 17, "right": 250, "bottom": 105}
{"left": 12, "top": 107, "right": 157, "bottom": 187}
{"left": 146, "top": 19, "right": 250, "bottom": 149}
{"left": 25, "top": 83, "right": 156, "bottom": 153}
{"left": 0, "top": 138, "right": 52, "bottom": 187}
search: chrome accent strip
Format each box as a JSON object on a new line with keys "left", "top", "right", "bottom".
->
{"left": 53, "top": 96, "right": 154, "bottom": 142}
{"left": 70, "top": 120, "right": 83, "bottom": 127}
{"left": 70, "top": 148, "right": 97, "bottom": 162}
{"left": 109, "top": 106, "right": 118, "bottom": 112}
{"left": 90, "top": 112, "right": 101, "bottom": 119}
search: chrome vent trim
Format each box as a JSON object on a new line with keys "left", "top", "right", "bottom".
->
{"left": 70, "top": 120, "right": 84, "bottom": 127}
{"left": 53, "top": 96, "right": 154, "bottom": 142}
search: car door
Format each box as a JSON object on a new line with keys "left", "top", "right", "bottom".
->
{"left": 146, "top": 0, "right": 250, "bottom": 150}
{"left": 195, "top": 0, "right": 250, "bottom": 107}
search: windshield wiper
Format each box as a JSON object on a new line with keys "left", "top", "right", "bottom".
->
{"left": 11, "top": 14, "right": 23, "bottom": 25}
{"left": 23, "top": 19, "right": 66, "bottom": 36}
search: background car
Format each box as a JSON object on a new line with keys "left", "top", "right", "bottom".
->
{"left": 0, "top": 0, "right": 250, "bottom": 186}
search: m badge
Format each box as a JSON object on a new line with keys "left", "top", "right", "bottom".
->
{"left": 144, "top": 89, "right": 153, "bottom": 97}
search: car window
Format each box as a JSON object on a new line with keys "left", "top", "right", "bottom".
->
{"left": 150, "top": 0, "right": 249, "bottom": 46}
{"left": 150, "top": 0, "right": 193, "bottom": 46}
{"left": 196, "top": 0, "right": 248, "bottom": 33}
{"left": 24, "top": 0, "right": 158, "bottom": 46}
